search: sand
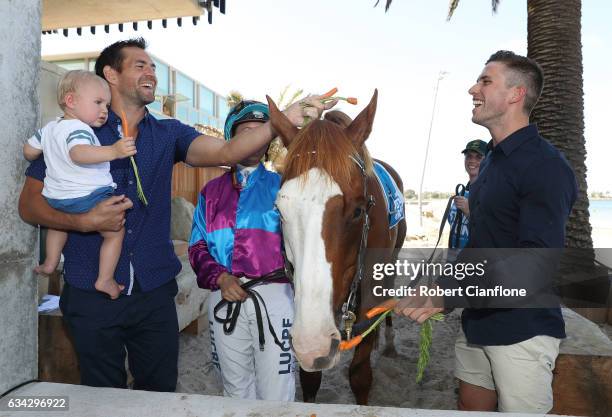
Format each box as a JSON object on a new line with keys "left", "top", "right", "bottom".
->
{"left": 177, "top": 311, "right": 462, "bottom": 408}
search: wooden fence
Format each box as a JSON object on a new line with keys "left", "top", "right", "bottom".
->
{"left": 171, "top": 163, "right": 228, "bottom": 206}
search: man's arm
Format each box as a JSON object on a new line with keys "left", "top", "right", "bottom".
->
{"left": 18, "top": 176, "right": 132, "bottom": 233}
{"left": 185, "top": 95, "right": 336, "bottom": 167}
{"left": 518, "top": 156, "right": 577, "bottom": 247}
{"left": 69, "top": 137, "right": 136, "bottom": 164}
{"left": 185, "top": 122, "right": 275, "bottom": 167}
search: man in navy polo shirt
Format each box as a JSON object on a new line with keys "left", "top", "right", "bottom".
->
{"left": 19, "top": 38, "right": 335, "bottom": 391}
{"left": 394, "top": 51, "right": 577, "bottom": 413}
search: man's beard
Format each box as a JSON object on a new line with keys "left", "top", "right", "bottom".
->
{"left": 136, "top": 90, "right": 155, "bottom": 106}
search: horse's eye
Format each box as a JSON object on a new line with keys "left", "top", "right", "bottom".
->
{"left": 353, "top": 207, "right": 363, "bottom": 219}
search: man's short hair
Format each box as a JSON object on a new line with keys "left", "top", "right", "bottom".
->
{"left": 57, "top": 70, "right": 108, "bottom": 111}
{"left": 486, "top": 50, "right": 544, "bottom": 115}
{"left": 94, "top": 37, "right": 147, "bottom": 81}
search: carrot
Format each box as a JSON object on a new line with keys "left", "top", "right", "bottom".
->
{"left": 346, "top": 97, "right": 358, "bottom": 105}
{"left": 119, "top": 108, "right": 148, "bottom": 206}
{"left": 339, "top": 335, "right": 363, "bottom": 350}
{"left": 366, "top": 299, "right": 398, "bottom": 319}
{"left": 321, "top": 87, "right": 338, "bottom": 98}
{"left": 119, "top": 109, "right": 130, "bottom": 137}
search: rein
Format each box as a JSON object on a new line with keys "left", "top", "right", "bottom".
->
{"left": 213, "top": 269, "right": 288, "bottom": 351}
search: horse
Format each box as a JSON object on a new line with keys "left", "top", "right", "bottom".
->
{"left": 266, "top": 90, "right": 407, "bottom": 405}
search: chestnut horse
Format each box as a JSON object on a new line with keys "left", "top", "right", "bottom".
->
{"left": 267, "top": 90, "right": 407, "bottom": 405}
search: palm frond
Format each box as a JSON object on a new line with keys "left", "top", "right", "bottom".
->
{"left": 374, "top": 0, "right": 392, "bottom": 12}
{"left": 447, "top": 0, "right": 500, "bottom": 21}
{"left": 447, "top": 0, "right": 461, "bottom": 20}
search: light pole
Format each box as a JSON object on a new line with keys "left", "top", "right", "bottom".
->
{"left": 418, "top": 70, "right": 447, "bottom": 227}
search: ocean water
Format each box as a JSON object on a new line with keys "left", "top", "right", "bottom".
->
{"left": 590, "top": 200, "right": 612, "bottom": 229}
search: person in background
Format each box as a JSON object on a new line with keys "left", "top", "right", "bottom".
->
{"left": 447, "top": 139, "right": 488, "bottom": 249}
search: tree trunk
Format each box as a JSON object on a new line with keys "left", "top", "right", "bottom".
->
{"left": 527, "top": 0, "right": 592, "bottom": 249}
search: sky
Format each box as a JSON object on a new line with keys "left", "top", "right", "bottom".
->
{"left": 41, "top": 0, "right": 612, "bottom": 193}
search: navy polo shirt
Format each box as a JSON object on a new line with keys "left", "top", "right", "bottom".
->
{"left": 26, "top": 109, "right": 201, "bottom": 293}
{"left": 458, "top": 124, "right": 577, "bottom": 345}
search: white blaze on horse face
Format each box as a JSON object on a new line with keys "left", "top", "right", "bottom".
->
{"left": 277, "top": 168, "right": 342, "bottom": 368}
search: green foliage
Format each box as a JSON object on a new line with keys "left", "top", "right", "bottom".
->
{"left": 277, "top": 85, "right": 304, "bottom": 110}
{"left": 416, "top": 312, "right": 444, "bottom": 383}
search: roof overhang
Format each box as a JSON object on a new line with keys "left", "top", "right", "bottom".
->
{"left": 42, "top": 0, "right": 225, "bottom": 32}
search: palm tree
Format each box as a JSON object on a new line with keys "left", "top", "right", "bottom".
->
{"left": 378, "top": 0, "right": 591, "bottom": 249}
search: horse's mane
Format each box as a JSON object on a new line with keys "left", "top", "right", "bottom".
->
{"left": 282, "top": 112, "right": 373, "bottom": 191}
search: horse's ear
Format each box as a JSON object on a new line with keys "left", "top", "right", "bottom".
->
{"left": 266, "top": 95, "right": 298, "bottom": 148}
{"left": 346, "top": 89, "right": 378, "bottom": 148}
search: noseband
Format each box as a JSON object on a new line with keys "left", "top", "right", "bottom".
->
{"left": 280, "top": 153, "right": 375, "bottom": 341}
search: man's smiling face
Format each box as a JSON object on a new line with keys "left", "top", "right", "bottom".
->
{"left": 468, "top": 62, "right": 515, "bottom": 129}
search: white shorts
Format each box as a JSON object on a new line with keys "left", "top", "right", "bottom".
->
{"left": 208, "top": 281, "right": 296, "bottom": 401}
{"left": 454, "top": 330, "right": 560, "bottom": 413}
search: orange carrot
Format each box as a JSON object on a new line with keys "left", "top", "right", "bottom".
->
{"left": 347, "top": 97, "right": 358, "bottom": 105}
{"left": 366, "top": 299, "right": 399, "bottom": 319}
{"left": 321, "top": 87, "right": 338, "bottom": 98}
{"left": 119, "top": 109, "right": 130, "bottom": 137}
{"left": 339, "top": 335, "right": 363, "bottom": 350}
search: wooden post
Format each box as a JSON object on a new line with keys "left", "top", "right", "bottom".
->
{"left": 551, "top": 354, "right": 612, "bottom": 417}
{"left": 38, "top": 311, "right": 80, "bottom": 384}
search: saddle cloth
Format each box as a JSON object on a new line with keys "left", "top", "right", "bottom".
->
{"left": 373, "top": 161, "right": 405, "bottom": 229}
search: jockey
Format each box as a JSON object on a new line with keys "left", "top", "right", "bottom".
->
{"left": 188, "top": 100, "right": 296, "bottom": 400}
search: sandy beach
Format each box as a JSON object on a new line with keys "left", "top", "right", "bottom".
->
{"left": 177, "top": 310, "right": 462, "bottom": 408}
{"left": 176, "top": 198, "right": 612, "bottom": 409}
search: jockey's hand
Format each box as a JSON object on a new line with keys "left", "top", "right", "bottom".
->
{"left": 218, "top": 273, "right": 247, "bottom": 302}
{"left": 454, "top": 196, "right": 470, "bottom": 217}
{"left": 284, "top": 93, "right": 339, "bottom": 127}
{"left": 394, "top": 285, "right": 444, "bottom": 324}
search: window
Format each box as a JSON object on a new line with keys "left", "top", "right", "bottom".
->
{"left": 176, "top": 72, "right": 194, "bottom": 104}
{"left": 189, "top": 109, "right": 200, "bottom": 125}
{"left": 199, "top": 86, "right": 215, "bottom": 115}
{"left": 217, "top": 96, "right": 229, "bottom": 121}
{"left": 153, "top": 59, "right": 169, "bottom": 96}
{"left": 176, "top": 103, "right": 189, "bottom": 122}
{"left": 148, "top": 100, "right": 163, "bottom": 114}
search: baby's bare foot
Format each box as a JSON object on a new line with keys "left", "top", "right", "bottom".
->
{"left": 95, "top": 279, "right": 125, "bottom": 300}
{"left": 34, "top": 263, "right": 56, "bottom": 276}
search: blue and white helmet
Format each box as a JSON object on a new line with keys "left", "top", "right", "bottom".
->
{"left": 223, "top": 100, "right": 270, "bottom": 141}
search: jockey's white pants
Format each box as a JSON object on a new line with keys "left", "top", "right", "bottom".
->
{"left": 207, "top": 281, "right": 296, "bottom": 401}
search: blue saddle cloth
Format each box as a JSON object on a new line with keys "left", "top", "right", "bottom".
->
{"left": 373, "top": 161, "right": 405, "bottom": 229}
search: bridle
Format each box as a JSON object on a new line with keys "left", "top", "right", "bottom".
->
{"left": 280, "top": 152, "right": 375, "bottom": 341}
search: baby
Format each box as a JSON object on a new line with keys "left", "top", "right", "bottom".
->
{"left": 23, "top": 70, "right": 135, "bottom": 299}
